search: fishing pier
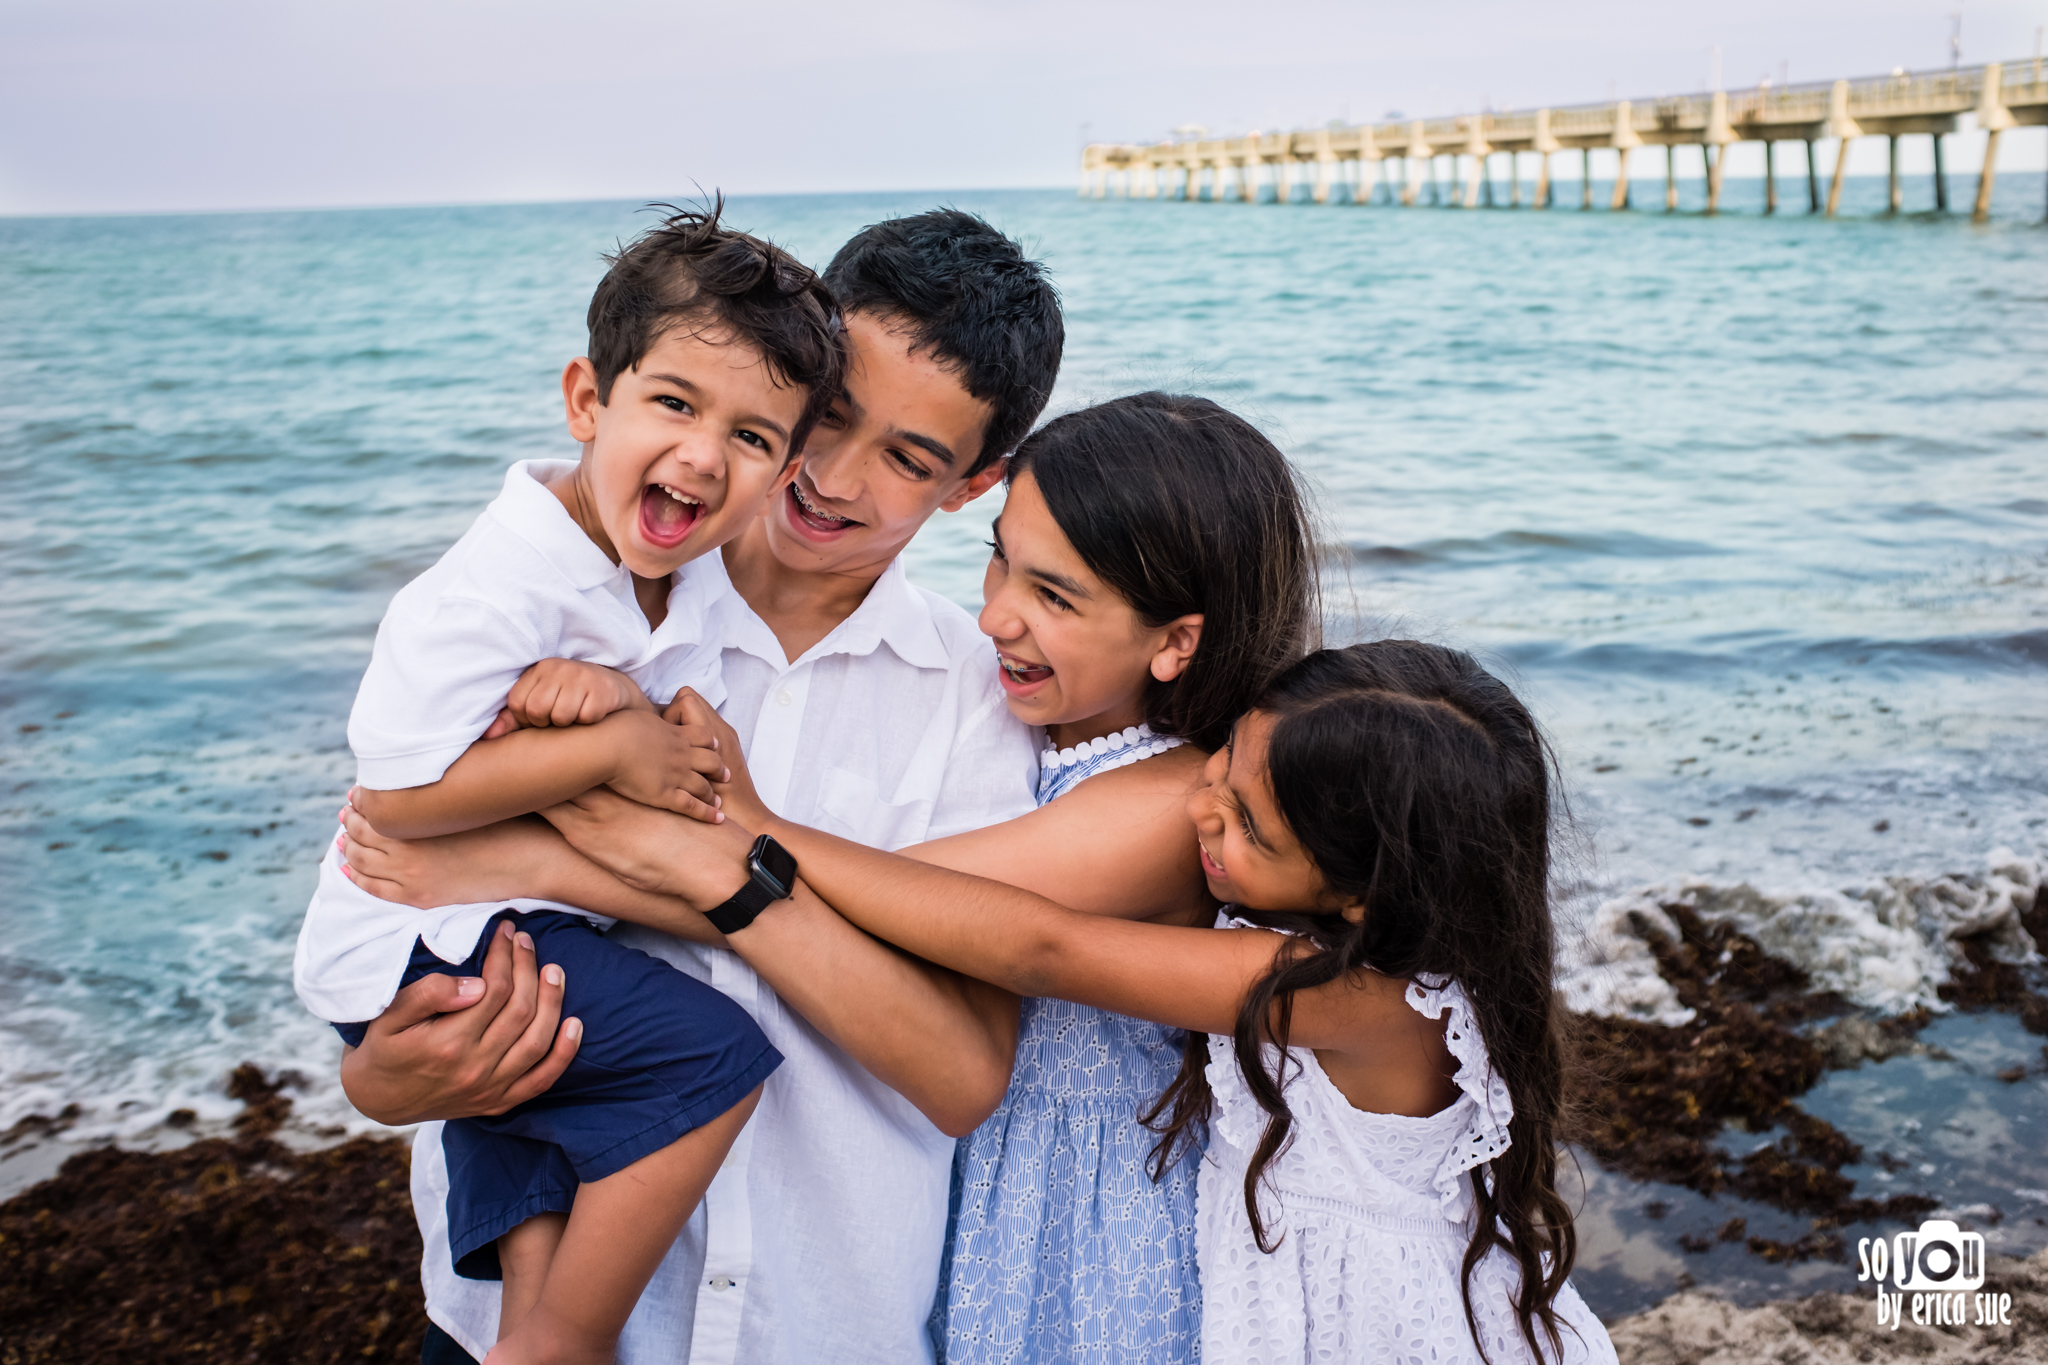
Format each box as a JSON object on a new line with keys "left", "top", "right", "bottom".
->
{"left": 1081, "top": 61, "right": 2048, "bottom": 221}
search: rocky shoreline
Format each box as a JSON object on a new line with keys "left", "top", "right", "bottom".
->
{"left": 5, "top": 1086, "right": 2042, "bottom": 1365}
{"left": 1607, "top": 1246, "right": 2048, "bottom": 1364}
{"left": 2, "top": 885, "right": 2042, "bottom": 1363}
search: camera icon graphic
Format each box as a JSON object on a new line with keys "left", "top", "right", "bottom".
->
{"left": 1875, "top": 1220, "right": 1986, "bottom": 1293}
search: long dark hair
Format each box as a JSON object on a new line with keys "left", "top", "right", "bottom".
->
{"left": 1010, "top": 393, "right": 1318, "bottom": 752}
{"left": 1143, "top": 641, "right": 1577, "bottom": 1364}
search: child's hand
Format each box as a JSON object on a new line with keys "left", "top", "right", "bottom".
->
{"left": 482, "top": 659, "right": 652, "bottom": 739}
{"left": 664, "top": 688, "right": 772, "bottom": 829}
{"left": 602, "top": 708, "right": 730, "bottom": 824}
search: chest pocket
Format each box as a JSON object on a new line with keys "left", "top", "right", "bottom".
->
{"left": 816, "top": 767, "right": 934, "bottom": 852}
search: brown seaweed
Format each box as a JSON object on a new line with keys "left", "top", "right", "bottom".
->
{"left": 0, "top": 1066, "right": 427, "bottom": 1364}
{"left": 1565, "top": 902, "right": 1938, "bottom": 1261}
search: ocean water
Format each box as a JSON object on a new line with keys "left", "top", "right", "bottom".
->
{"left": 3, "top": 179, "right": 2045, "bottom": 1314}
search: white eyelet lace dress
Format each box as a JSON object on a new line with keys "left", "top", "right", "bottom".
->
{"left": 934, "top": 725, "right": 1204, "bottom": 1363}
{"left": 1198, "top": 914, "right": 1617, "bottom": 1365}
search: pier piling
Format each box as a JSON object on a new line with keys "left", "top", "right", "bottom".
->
{"left": 1933, "top": 134, "right": 1948, "bottom": 210}
{"left": 1805, "top": 141, "right": 1820, "bottom": 212}
{"left": 1974, "top": 128, "right": 2002, "bottom": 221}
{"left": 1887, "top": 135, "right": 1902, "bottom": 213}
{"left": 1764, "top": 141, "right": 1777, "bottom": 213}
{"left": 1973, "top": 64, "right": 2015, "bottom": 222}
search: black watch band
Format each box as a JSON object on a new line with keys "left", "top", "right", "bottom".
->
{"left": 706, "top": 877, "right": 777, "bottom": 935}
{"left": 706, "top": 835, "right": 797, "bottom": 935}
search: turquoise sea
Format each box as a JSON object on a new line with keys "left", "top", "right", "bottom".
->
{"left": 3, "top": 177, "right": 2045, "bottom": 1316}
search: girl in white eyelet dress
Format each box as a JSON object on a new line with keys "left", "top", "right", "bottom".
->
{"left": 794, "top": 640, "right": 1619, "bottom": 1365}
{"left": 1196, "top": 944, "right": 1614, "bottom": 1365}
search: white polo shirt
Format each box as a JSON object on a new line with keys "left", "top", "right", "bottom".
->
{"left": 293, "top": 459, "right": 726, "bottom": 1024}
{"left": 413, "top": 556, "right": 1040, "bottom": 1363}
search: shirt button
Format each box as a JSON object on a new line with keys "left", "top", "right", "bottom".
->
{"left": 709, "top": 1276, "right": 736, "bottom": 1291}
{"left": 776, "top": 690, "right": 793, "bottom": 707}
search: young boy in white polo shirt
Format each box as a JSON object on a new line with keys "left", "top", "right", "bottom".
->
{"left": 294, "top": 206, "right": 844, "bottom": 1365}
{"left": 335, "top": 210, "right": 1065, "bottom": 1365}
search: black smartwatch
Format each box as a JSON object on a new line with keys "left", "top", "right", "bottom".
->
{"left": 705, "top": 835, "right": 799, "bottom": 935}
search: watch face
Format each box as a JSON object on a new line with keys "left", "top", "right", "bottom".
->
{"left": 752, "top": 836, "right": 798, "bottom": 899}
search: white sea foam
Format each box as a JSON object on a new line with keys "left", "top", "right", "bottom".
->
{"left": 1560, "top": 849, "right": 2043, "bottom": 1022}
{"left": 1556, "top": 897, "right": 1698, "bottom": 1026}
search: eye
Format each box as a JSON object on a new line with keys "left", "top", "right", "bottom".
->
{"left": 1037, "top": 586, "right": 1074, "bottom": 613}
{"left": 657, "top": 395, "right": 692, "bottom": 414}
{"left": 986, "top": 534, "right": 1006, "bottom": 562}
{"left": 736, "top": 430, "right": 770, "bottom": 451}
{"left": 887, "top": 448, "right": 932, "bottom": 481}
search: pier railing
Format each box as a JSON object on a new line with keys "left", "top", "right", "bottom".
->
{"left": 1082, "top": 60, "right": 2048, "bottom": 221}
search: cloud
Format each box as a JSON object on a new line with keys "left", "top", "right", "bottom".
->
{"left": 2, "top": 0, "right": 2042, "bottom": 214}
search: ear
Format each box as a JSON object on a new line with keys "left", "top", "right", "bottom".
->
{"left": 1337, "top": 897, "right": 1369, "bottom": 924}
{"left": 1148, "top": 614, "right": 1204, "bottom": 684}
{"left": 940, "top": 457, "right": 1008, "bottom": 514}
{"left": 562, "top": 357, "right": 602, "bottom": 445}
{"left": 765, "top": 455, "right": 803, "bottom": 502}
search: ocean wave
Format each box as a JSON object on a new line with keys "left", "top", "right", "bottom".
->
{"left": 1560, "top": 849, "right": 2044, "bottom": 1025}
{"left": 1496, "top": 628, "right": 2048, "bottom": 678}
{"left": 1351, "top": 527, "right": 1724, "bottom": 568}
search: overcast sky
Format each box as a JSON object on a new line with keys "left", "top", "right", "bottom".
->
{"left": 3, "top": 0, "right": 2044, "bottom": 215}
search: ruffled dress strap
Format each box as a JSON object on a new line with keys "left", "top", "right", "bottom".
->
{"left": 1401, "top": 975, "right": 1515, "bottom": 1214}
{"left": 1209, "top": 912, "right": 1515, "bottom": 1215}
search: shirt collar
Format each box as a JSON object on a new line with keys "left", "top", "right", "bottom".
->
{"left": 715, "top": 556, "right": 957, "bottom": 673}
{"left": 485, "top": 459, "right": 630, "bottom": 593}
{"left": 487, "top": 458, "right": 726, "bottom": 648}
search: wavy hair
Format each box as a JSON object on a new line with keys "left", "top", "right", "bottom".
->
{"left": 1142, "top": 641, "right": 1578, "bottom": 1364}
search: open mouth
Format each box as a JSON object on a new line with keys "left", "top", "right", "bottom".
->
{"left": 997, "top": 649, "right": 1054, "bottom": 687}
{"left": 1197, "top": 838, "right": 1227, "bottom": 880}
{"left": 639, "top": 483, "right": 706, "bottom": 549}
{"left": 787, "top": 481, "right": 861, "bottom": 537}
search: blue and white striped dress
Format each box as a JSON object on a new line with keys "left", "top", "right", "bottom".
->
{"left": 933, "top": 725, "right": 1204, "bottom": 1364}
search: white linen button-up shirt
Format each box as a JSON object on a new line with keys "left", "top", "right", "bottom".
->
{"left": 413, "top": 554, "right": 1040, "bottom": 1364}
{"left": 294, "top": 458, "right": 725, "bottom": 1025}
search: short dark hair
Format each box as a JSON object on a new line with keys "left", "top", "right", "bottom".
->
{"left": 587, "top": 199, "right": 844, "bottom": 460}
{"left": 823, "top": 209, "right": 1064, "bottom": 476}
{"left": 1009, "top": 392, "right": 1318, "bottom": 752}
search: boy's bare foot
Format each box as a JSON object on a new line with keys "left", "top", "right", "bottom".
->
{"left": 480, "top": 1304, "right": 615, "bottom": 1365}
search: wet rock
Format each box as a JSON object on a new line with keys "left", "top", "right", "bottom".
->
{"left": 1938, "top": 933, "right": 2048, "bottom": 1035}
{"left": 0, "top": 1104, "right": 82, "bottom": 1151}
{"left": 1605, "top": 1245, "right": 2048, "bottom": 1364}
{"left": 1811, "top": 1013, "right": 1935, "bottom": 1069}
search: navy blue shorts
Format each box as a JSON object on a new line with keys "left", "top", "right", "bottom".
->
{"left": 337, "top": 909, "right": 779, "bottom": 1280}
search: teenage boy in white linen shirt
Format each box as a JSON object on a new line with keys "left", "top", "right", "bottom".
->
{"left": 336, "top": 209, "right": 1067, "bottom": 1365}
